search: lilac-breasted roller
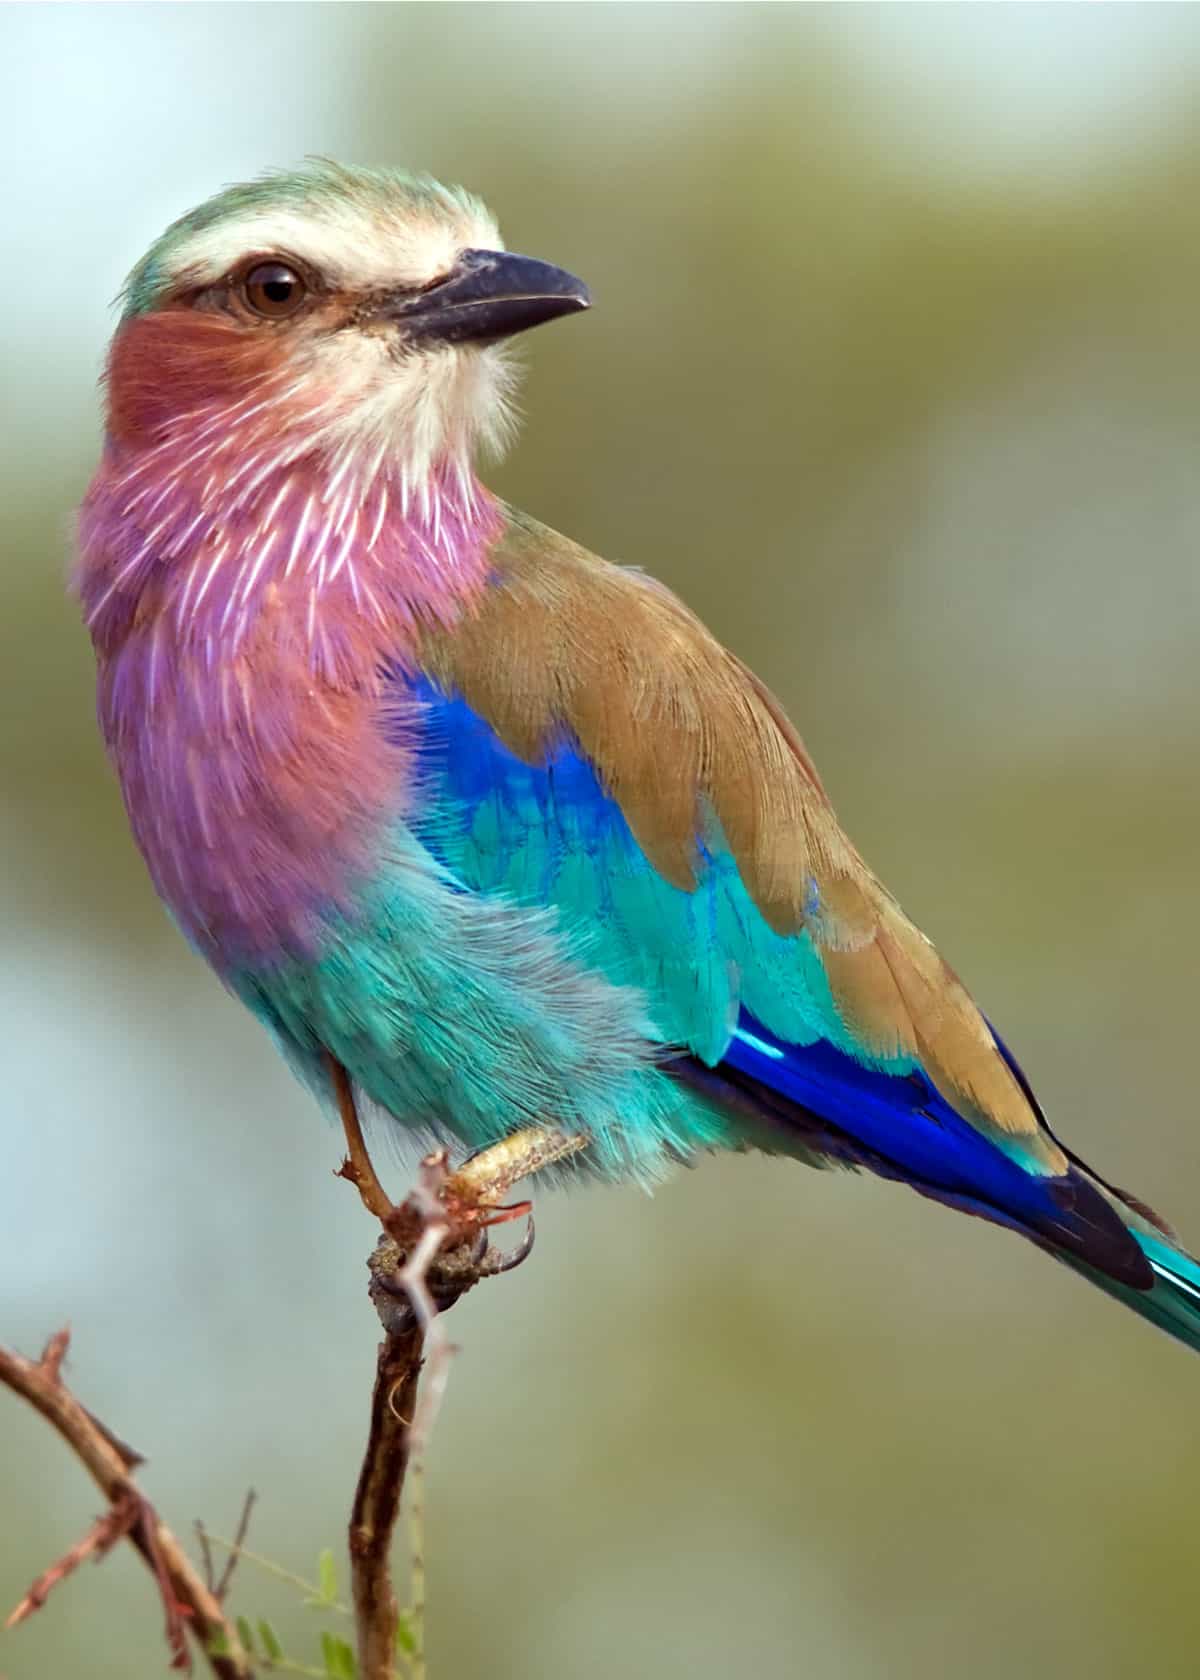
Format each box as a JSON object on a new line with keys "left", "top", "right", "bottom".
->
{"left": 76, "top": 162, "right": 1200, "bottom": 1351}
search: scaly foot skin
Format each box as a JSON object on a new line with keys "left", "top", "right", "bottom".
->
{"left": 445, "top": 1126, "right": 590, "bottom": 1208}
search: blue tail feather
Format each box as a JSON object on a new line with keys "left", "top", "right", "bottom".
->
{"left": 710, "top": 1011, "right": 1200, "bottom": 1351}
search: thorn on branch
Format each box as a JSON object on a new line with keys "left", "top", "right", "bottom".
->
{"left": 81, "top": 1405, "right": 146, "bottom": 1470}
{"left": 39, "top": 1326, "right": 69, "bottom": 1384}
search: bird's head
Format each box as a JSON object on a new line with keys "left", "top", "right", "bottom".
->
{"left": 106, "top": 160, "right": 589, "bottom": 496}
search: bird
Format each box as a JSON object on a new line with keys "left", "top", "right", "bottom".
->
{"left": 76, "top": 159, "right": 1200, "bottom": 1352}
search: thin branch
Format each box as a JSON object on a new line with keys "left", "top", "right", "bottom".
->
{"left": 214, "top": 1489, "right": 258, "bottom": 1603}
{"left": 0, "top": 1330, "right": 253, "bottom": 1679}
{"left": 345, "top": 1129, "right": 588, "bottom": 1680}
{"left": 194, "top": 1489, "right": 258, "bottom": 1606}
{"left": 195, "top": 1518, "right": 217, "bottom": 1599}
{"left": 197, "top": 1533, "right": 351, "bottom": 1615}
{"left": 349, "top": 1150, "right": 459, "bottom": 1680}
{"left": 6, "top": 1493, "right": 139, "bottom": 1628}
{"left": 350, "top": 1305, "right": 424, "bottom": 1680}
{"left": 2, "top": 1124, "right": 589, "bottom": 1680}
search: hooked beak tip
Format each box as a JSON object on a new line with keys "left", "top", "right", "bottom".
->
{"left": 382, "top": 249, "right": 591, "bottom": 346}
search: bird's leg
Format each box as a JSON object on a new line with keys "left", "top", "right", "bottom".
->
{"left": 327, "top": 1054, "right": 395, "bottom": 1222}
{"left": 445, "top": 1125, "right": 590, "bottom": 1210}
{"left": 327, "top": 1048, "right": 590, "bottom": 1303}
{"left": 365, "top": 1127, "right": 590, "bottom": 1319}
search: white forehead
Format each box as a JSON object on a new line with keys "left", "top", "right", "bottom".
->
{"left": 165, "top": 192, "right": 503, "bottom": 294}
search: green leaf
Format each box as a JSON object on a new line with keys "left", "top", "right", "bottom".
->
{"left": 319, "top": 1631, "right": 358, "bottom": 1679}
{"left": 394, "top": 1613, "right": 417, "bottom": 1656}
{"left": 236, "top": 1615, "right": 258, "bottom": 1656}
{"left": 258, "top": 1619, "right": 285, "bottom": 1661}
{"left": 317, "top": 1548, "right": 340, "bottom": 1604}
{"left": 207, "top": 1628, "right": 231, "bottom": 1657}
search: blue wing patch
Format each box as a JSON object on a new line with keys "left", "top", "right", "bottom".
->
{"left": 400, "top": 670, "right": 915, "bottom": 1074}
{"left": 395, "top": 669, "right": 1150, "bottom": 1287}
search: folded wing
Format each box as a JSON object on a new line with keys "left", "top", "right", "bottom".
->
{"left": 407, "top": 506, "right": 1152, "bottom": 1287}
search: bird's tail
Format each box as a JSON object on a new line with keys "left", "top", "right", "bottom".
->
{"left": 1052, "top": 1171, "right": 1200, "bottom": 1356}
{"left": 697, "top": 1015, "right": 1200, "bottom": 1356}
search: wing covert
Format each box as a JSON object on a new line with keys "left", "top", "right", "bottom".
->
{"left": 410, "top": 506, "right": 1063, "bottom": 1172}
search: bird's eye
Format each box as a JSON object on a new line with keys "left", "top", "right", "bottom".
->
{"left": 241, "top": 261, "right": 308, "bottom": 319}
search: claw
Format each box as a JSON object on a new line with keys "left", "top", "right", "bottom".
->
{"left": 481, "top": 1211, "right": 535, "bottom": 1276}
{"left": 366, "top": 1185, "right": 536, "bottom": 1332}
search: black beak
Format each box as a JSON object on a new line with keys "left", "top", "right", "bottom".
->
{"left": 382, "top": 249, "right": 590, "bottom": 346}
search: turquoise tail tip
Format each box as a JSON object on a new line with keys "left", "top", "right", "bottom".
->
{"left": 1066, "top": 1228, "right": 1200, "bottom": 1356}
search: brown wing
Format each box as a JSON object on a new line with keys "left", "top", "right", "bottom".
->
{"left": 417, "top": 505, "right": 1063, "bottom": 1171}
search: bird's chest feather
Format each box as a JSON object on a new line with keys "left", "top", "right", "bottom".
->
{"left": 77, "top": 449, "right": 503, "bottom": 970}
{"left": 94, "top": 572, "right": 413, "bottom": 970}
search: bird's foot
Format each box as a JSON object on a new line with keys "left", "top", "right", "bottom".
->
{"left": 348, "top": 1129, "right": 589, "bottom": 1334}
{"left": 365, "top": 1150, "right": 547, "bottom": 1333}
{"left": 369, "top": 1208, "right": 535, "bottom": 1323}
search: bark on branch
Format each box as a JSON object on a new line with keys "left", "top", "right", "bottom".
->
{"left": 344, "top": 1129, "right": 586, "bottom": 1680}
{"left": 0, "top": 1328, "right": 253, "bottom": 1677}
{"left": 1, "top": 1125, "right": 586, "bottom": 1680}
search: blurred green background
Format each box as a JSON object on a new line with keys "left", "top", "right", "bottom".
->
{"left": 4, "top": 4, "right": 1200, "bottom": 1676}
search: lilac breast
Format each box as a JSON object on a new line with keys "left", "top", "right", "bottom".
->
{"left": 78, "top": 443, "right": 501, "bottom": 969}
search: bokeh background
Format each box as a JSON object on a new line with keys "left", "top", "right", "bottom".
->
{"left": 4, "top": 5, "right": 1200, "bottom": 1677}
